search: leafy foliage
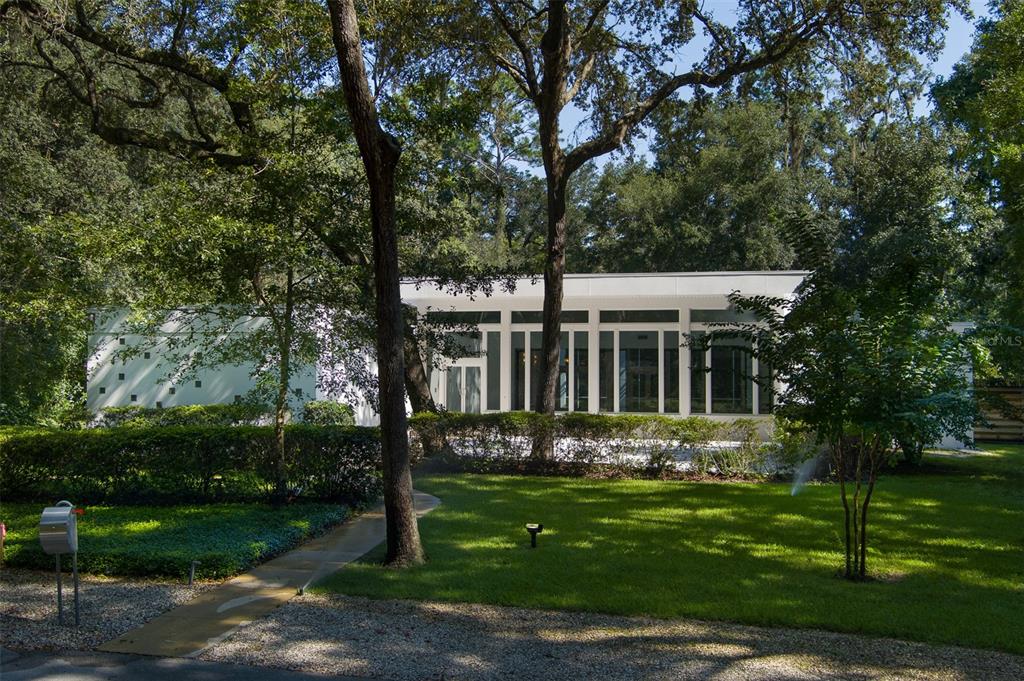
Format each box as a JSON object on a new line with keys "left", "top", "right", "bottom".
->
{"left": 300, "top": 400, "right": 356, "bottom": 426}
{"left": 95, "top": 403, "right": 271, "bottom": 428}
{"left": 933, "top": 0, "right": 1024, "bottom": 383}
{"left": 409, "top": 411, "right": 770, "bottom": 478}
{"left": 716, "top": 123, "right": 984, "bottom": 579}
{"left": 0, "top": 502, "right": 347, "bottom": 578}
{"left": 0, "top": 424, "right": 382, "bottom": 505}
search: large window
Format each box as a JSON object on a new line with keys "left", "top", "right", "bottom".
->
{"left": 711, "top": 337, "right": 753, "bottom": 414}
{"left": 486, "top": 331, "right": 500, "bottom": 411}
{"left": 557, "top": 331, "right": 569, "bottom": 411}
{"left": 619, "top": 331, "right": 659, "bottom": 412}
{"left": 574, "top": 331, "right": 589, "bottom": 412}
{"left": 690, "top": 331, "right": 707, "bottom": 414}
{"left": 511, "top": 331, "right": 525, "bottom": 410}
{"left": 446, "top": 366, "right": 461, "bottom": 411}
{"left": 529, "top": 332, "right": 542, "bottom": 409}
{"left": 599, "top": 331, "right": 614, "bottom": 411}
{"left": 757, "top": 355, "right": 773, "bottom": 414}
{"left": 664, "top": 331, "right": 680, "bottom": 413}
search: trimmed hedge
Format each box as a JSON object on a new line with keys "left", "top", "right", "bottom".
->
{"left": 409, "top": 411, "right": 774, "bottom": 477}
{"left": 301, "top": 400, "right": 356, "bottom": 426}
{"left": 0, "top": 424, "right": 382, "bottom": 505}
{"left": 95, "top": 403, "right": 270, "bottom": 428}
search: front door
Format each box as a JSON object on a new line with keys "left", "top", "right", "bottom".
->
{"left": 441, "top": 361, "right": 483, "bottom": 413}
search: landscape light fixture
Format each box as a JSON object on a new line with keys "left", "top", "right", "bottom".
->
{"left": 525, "top": 523, "right": 543, "bottom": 548}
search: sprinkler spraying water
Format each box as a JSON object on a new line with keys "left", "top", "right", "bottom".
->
{"left": 791, "top": 453, "right": 824, "bottom": 496}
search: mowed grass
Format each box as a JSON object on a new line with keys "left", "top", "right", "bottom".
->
{"left": 318, "top": 444, "right": 1024, "bottom": 655}
{"left": 0, "top": 502, "right": 347, "bottom": 579}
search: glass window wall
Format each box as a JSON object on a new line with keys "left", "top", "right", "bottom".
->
{"left": 618, "top": 331, "right": 659, "bottom": 412}
{"left": 711, "top": 337, "right": 753, "bottom": 414}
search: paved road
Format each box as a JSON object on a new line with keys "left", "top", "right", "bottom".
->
{"left": 1, "top": 649, "right": 361, "bottom": 681}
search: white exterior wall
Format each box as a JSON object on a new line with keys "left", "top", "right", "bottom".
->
{"left": 87, "top": 310, "right": 316, "bottom": 415}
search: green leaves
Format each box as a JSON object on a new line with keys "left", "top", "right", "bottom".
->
{"left": 0, "top": 501, "right": 347, "bottom": 578}
{"left": 0, "top": 424, "right": 383, "bottom": 505}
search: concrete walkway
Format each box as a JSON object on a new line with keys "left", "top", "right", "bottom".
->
{"left": 97, "top": 491, "right": 440, "bottom": 659}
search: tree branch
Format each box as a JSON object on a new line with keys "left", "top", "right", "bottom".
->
{"left": 486, "top": 0, "right": 540, "bottom": 100}
{"left": 565, "top": 5, "right": 835, "bottom": 173}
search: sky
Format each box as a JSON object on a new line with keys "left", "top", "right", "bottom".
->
{"left": 552, "top": 0, "right": 991, "bottom": 166}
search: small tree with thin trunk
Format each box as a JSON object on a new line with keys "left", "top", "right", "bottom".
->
{"left": 714, "top": 123, "right": 981, "bottom": 579}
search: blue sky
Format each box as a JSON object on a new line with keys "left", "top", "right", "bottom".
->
{"left": 553, "top": 0, "right": 990, "bottom": 165}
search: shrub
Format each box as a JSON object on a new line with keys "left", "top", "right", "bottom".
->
{"left": 301, "top": 400, "right": 356, "bottom": 426}
{"left": 0, "top": 424, "right": 382, "bottom": 505}
{"left": 94, "top": 403, "right": 270, "bottom": 428}
{"left": 409, "top": 411, "right": 775, "bottom": 478}
{"left": 0, "top": 502, "right": 347, "bottom": 578}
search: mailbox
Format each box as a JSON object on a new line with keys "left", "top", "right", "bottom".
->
{"left": 39, "top": 501, "right": 78, "bottom": 555}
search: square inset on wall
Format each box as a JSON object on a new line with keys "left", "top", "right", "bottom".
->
{"left": 119, "top": 337, "right": 126, "bottom": 345}
{"left": 118, "top": 373, "right": 125, "bottom": 381}
{"left": 130, "top": 394, "right": 137, "bottom": 402}
{"left": 156, "top": 401, "right": 162, "bottom": 408}
{"left": 169, "top": 387, "right": 176, "bottom": 395}
{"left": 194, "top": 380, "right": 202, "bottom": 388}
{"left": 144, "top": 352, "right": 151, "bottom": 359}
{"left": 98, "top": 386, "right": 106, "bottom": 395}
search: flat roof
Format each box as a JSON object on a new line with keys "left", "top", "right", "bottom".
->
{"left": 402, "top": 270, "right": 807, "bottom": 302}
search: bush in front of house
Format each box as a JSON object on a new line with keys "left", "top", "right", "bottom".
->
{"left": 300, "top": 400, "right": 356, "bottom": 426}
{"left": 409, "top": 411, "right": 769, "bottom": 478}
{"left": 95, "top": 403, "right": 271, "bottom": 428}
{"left": 0, "top": 424, "right": 382, "bottom": 506}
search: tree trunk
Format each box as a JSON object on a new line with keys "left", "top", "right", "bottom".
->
{"left": 531, "top": 0, "right": 572, "bottom": 460}
{"left": 272, "top": 267, "right": 295, "bottom": 502}
{"left": 836, "top": 440, "right": 853, "bottom": 579}
{"left": 327, "top": 0, "right": 423, "bottom": 566}
{"left": 531, "top": 169, "right": 568, "bottom": 459}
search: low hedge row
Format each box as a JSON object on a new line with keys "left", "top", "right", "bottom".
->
{"left": 95, "top": 403, "right": 270, "bottom": 428}
{"left": 408, "top": 411, "right": 790, "bottom": 477}
{"left": 0, "top": 424, "right": 382, "bottom": 505}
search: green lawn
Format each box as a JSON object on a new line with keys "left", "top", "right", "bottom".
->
{"left": 318, "top": 444, "right": 1024, "bottom": 655}
{"left": 0, "top": 502, "right": 347, "bottom": 579}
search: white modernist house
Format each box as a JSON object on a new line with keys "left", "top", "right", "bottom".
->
{"left": 409, "top": 271, "right": 805, "bottom": 421}
{"left": 88, "top": 271, "right": 803, "bottom": 425}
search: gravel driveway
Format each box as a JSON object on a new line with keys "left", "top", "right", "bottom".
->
{"left": 0, "top": 568, "right": 213, "bottom": 651}
{"left": 201, "top": 593, "right": 1024, "bottom": 681}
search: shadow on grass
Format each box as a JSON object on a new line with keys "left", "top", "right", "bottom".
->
{"left": 318, "top": 445, "right": 1024, "bottom": 655}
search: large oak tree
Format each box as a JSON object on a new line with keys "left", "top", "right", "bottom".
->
{"left": 458, "top": 0, "right": 965, "bottom": 454}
